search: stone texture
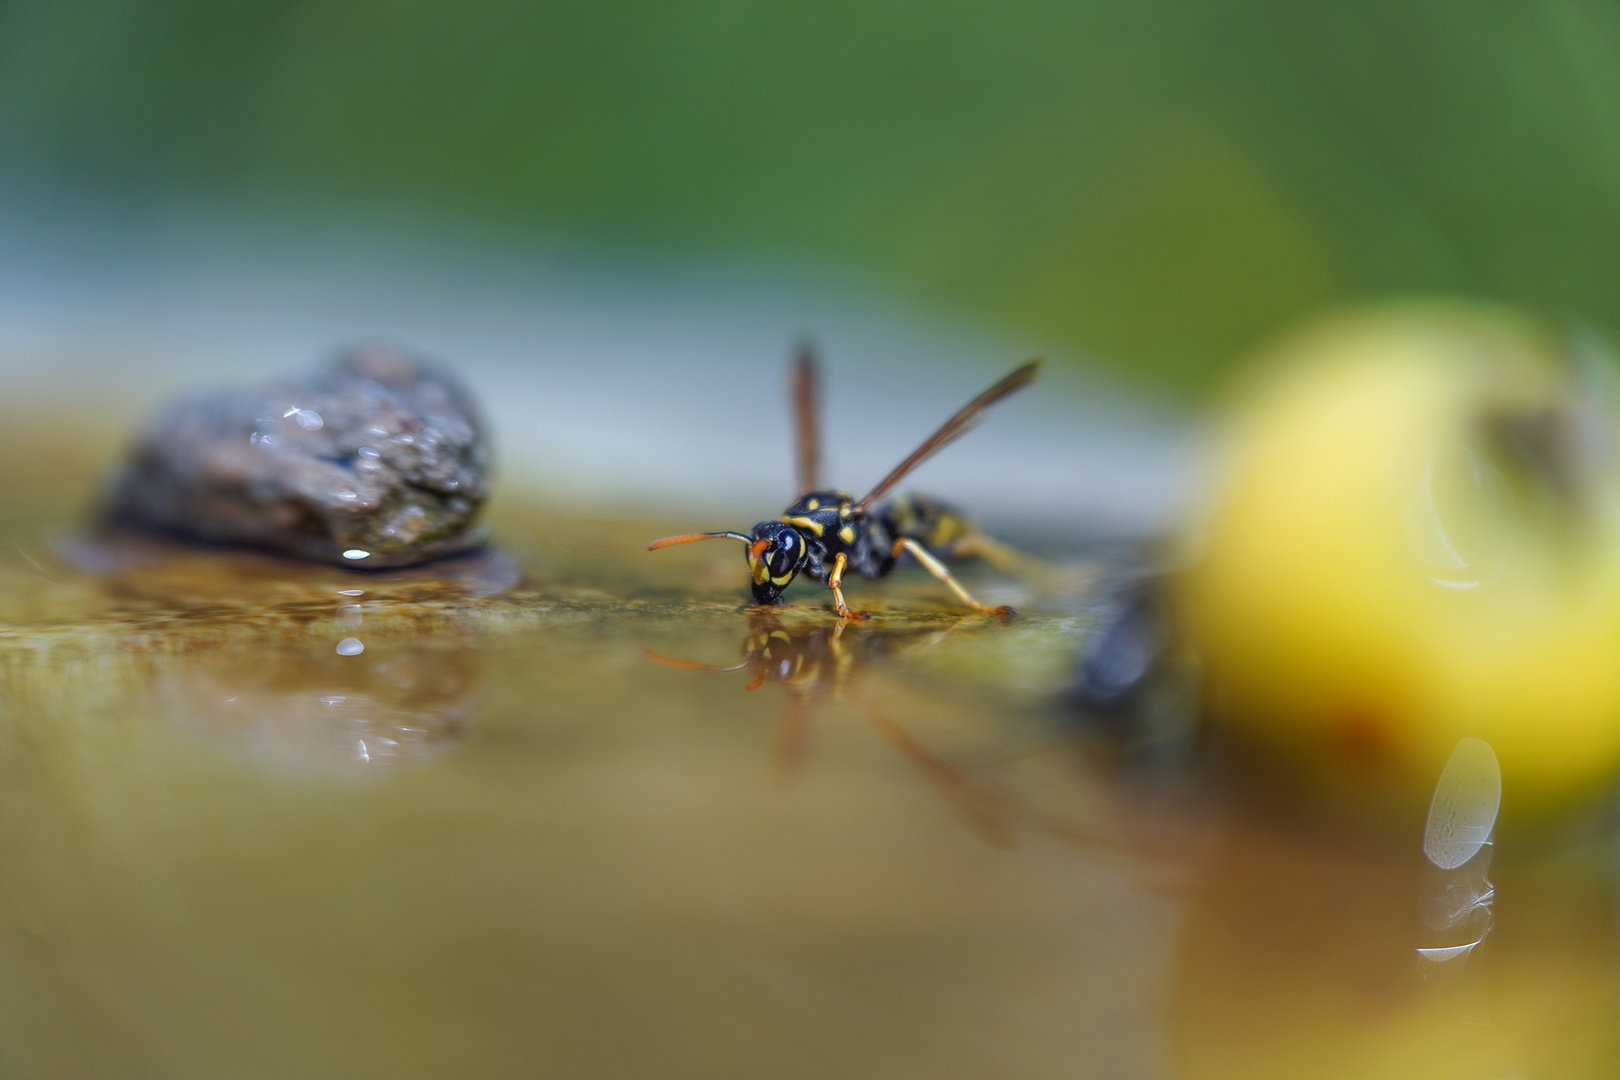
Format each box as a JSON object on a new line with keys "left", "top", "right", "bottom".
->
{"left": 108, "top": 346, "right": 489, "bottom": 567}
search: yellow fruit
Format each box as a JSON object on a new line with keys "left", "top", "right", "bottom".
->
{"left": 1178, "top": 304, "right": 1620, "bottom": 804}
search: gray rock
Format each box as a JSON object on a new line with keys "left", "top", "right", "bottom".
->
{"left": 109, "top": 346, "right": 490, "bottom": 567}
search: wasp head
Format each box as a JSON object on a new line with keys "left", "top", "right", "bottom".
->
{"left": 746, "top": 521, "right": 808, "bottom": 605}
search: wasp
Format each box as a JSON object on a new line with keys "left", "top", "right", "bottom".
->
{"left": 649, "top": 348, "right": 1040, "bottom": 617}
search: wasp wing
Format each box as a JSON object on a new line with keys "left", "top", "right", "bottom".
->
{"left": 854, "top": 359, "right": 1042, "bottom": 514}
{"left": 792, "top": 343, "right": 821, "bottom": 497}
{"left": 774, "top": 694, "right": 815, "bottom": 782}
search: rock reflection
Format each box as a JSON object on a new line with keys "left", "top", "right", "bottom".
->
{"left": 155, "top": 638, "right": 475, "bottom": 776}
{"left": 56, "top": 531, "right": 523, "bottom": 611}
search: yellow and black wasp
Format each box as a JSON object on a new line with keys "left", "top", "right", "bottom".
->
{"left": 649, "top": 348, "right": 1040, "bottom": 617}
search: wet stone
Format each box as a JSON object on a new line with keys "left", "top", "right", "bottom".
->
{"left": 108, "top": 346, "right": 490, "bottom": 567}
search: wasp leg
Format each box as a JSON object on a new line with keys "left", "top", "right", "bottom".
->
{"left": 828, "top": 552, "right": 870, "bottom": 619}
{"left": 950, "top": 531, "right": 1093, "bottom": 601}
{"left": 894, "top": 537, "right": 1014, "bottom": 616}
{"left": 951, "top": 531, "right": 1035, "bottom": 576}
{"left": 860, "top": 699, "right": 1015, "bottom": 848}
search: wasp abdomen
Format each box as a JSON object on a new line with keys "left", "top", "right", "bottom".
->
{"left": 876, "top": 494, "right": 973, "bottom": 556}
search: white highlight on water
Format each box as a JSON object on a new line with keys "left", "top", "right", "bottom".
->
{"left": 1423, "top": 737, "right": 1502, "bottom": 870}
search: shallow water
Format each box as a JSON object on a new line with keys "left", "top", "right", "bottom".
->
{"left": 1, "top": 429, "right": 1619, "bottom": 1080}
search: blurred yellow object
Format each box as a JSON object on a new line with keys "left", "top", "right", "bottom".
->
{"left": 1179, "top": 305, "right": 1620, "bottom": 804}
{"left": 1170, "top": 808, "right": 1620, "bottom": 1080}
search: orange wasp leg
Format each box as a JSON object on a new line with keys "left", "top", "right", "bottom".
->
{"left": 827, "top": 552, "right": 870, "bottom": 620}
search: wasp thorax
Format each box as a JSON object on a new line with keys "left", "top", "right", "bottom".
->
{"left": 746, "top": 521, "right": 808, "bottom": 605}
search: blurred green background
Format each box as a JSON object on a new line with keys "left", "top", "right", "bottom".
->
{"left": 3, "top": 0, "right": 1619, "bottom": 394}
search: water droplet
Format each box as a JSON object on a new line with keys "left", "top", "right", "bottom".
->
{"left": 295, "top": 409, "right": 324, "bottom": 431}
{"left": 1417, "top": 940, "right": 1485, "bottom": 964}
{"left": 336, "top": 638, "right": 365, "bottom": 656}
{"left": 1423, "top": 737, "right": 1501, "bottom": 869}
{"left": 342, "top": 549, "right": 370, "bottom": 561}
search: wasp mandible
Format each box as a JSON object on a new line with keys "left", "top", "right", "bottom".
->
{"left": 649, "top": 348, "right": 1041, "bottom": 617}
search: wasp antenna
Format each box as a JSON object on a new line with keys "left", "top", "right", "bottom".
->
{"left": 647, "top": 531, "right": 752, "bottom": 551}
{"left": 644, "top": 648, "right": 751, "bottom": 672}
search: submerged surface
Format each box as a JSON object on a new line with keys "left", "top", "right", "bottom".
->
{"left": 1, "top": 430, "right": 1619, "bottom": 1080}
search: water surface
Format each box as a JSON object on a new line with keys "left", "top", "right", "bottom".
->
{"left": 0, "top": 425, "right": 1617, "bottom": 1080}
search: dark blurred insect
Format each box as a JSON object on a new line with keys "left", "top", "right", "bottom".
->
{"left": 649, "top": 347, "right": 1040, "bottom": 617}
{"left": 1067, "top": 572, "right": 1204, "bottom": 776}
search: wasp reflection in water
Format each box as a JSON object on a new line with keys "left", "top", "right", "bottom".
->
{"left": 648, "top": 611, "right": 956, "bottom": 772}
{"left": 648, "top": 610, "right": 1125, "bottom": 852}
